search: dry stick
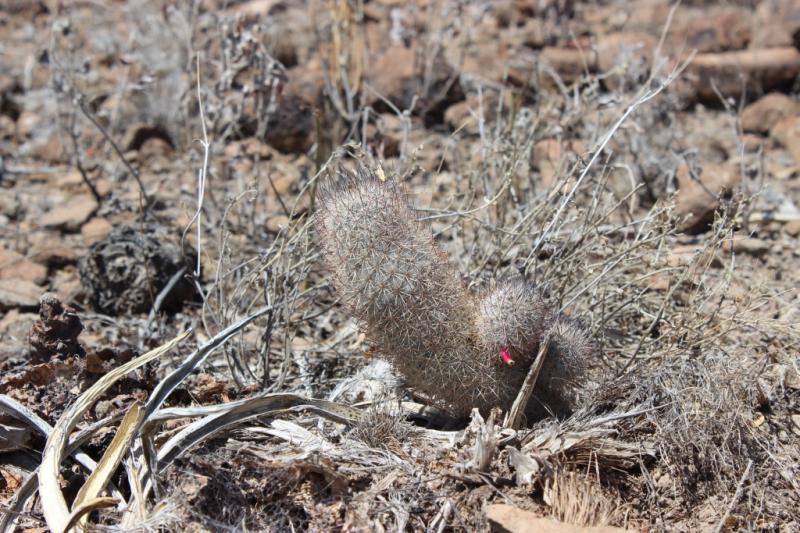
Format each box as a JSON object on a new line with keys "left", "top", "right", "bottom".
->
{"left": 67, "top": 110, "right": 102, "bottom": 205}
{"left": 75, "top": 96, "right": 149, "bottom": 207}
{"left": 144, "top": 265, "right": 189, "bottom": 334}
{"left": 194, "top": 55, "right": 210, "bottom": 279}
{"left": 714, "top": 459, "right": 753, "bottom": 533}
{"left": 505, "top": 335, "right": 552, "bottom": 430}
{"left": 180, "top": 56, "right": 210, "bottom": 287}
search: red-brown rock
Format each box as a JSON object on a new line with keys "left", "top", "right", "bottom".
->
{"left": 741, "top": 93, "right": 800, "bottom": 134}
{"left": 40, "top": 195, "right": 98, "bottom": 232}
{"left": 675, "top": 163, "right": 742, "bottom": 233}
{"left": 539, "top": 47, "right": 597, "bottom": 84}
{"left": 81, "top": 217, "right": 113, "bottom": 245}
{"left": 771, "top": 115, "right": 800, "bottom": 164}
{"left": 596, "top": 31, "right": 657, "bottom": 74}
{"left": 682, "top": 48, "right": 800, "bottom": 103}
{"left": 369, "top": 44, "right": 460, "bottom": 113}
{"left": 0, "top": 247, "right": 47, "bottom": 284}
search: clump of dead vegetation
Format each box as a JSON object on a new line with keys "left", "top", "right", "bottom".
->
{"left": 1, "top": 1, "right": 798, "bottom": 532}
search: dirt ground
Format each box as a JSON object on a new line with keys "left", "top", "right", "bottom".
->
{"left": 1, "top": 0, "right": 799, "bottom": 531}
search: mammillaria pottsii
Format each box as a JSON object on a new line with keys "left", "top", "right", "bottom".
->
{"left": 316, "top": 165, "right": 594, "bottom": 419}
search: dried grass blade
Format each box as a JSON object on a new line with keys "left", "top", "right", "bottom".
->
{"left": 140, "top": 393, "right": 362, "bottom": 498}
{"left": 0, "top": 470, "right": 36, "bottom": 533}
{"left": 0, "top": 397, "right": 126, "bottom": 533}
{"left": 63, "top": 497, "right": 117, "bottom": 533}
{"left": 0, "top": 395, "right": 110, "bottom": 487}
{"left": 69, "top": 403, "right": 144, "bottom": 529}
{"left": 119, "top": 457, "right": 147, "bottom": 528}
{"left": 38, "top": 331, "right": 189, "bottom": 533}
{"left": 142, "top": 306, "right": 272, "bottom": 422}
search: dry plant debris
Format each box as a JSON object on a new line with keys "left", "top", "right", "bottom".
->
{"left": 0, "top": 1, "right": 798, "bottom": 531}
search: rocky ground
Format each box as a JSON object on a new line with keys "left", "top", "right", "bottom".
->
{"left": 1, "top": 0, "right": 799, "bottom": 531}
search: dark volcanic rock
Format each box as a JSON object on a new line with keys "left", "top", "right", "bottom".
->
{"left": 79, "top": 224, "right": 194, "bottom": 315}
{"left": 29, "top": 293, "right": 84, "bottom": 360}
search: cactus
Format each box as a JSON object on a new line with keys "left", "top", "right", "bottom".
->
{"left": 316, "top": 165, "right": 593, "bottom": 419}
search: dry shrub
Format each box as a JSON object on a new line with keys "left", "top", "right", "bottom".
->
{"left": 349, "top": 403, "right": 415, "bottom": 450}
{"left": 643, "top": 353, "right": 765, "bottom": 502}
{"left": 545, "top": 469, "right": 618, "bottom": 527}
{"left": 167, "top": 446, "right": 347, "bottom": 532}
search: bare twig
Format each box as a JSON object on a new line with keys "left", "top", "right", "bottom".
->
{"left": 505, "top": 335, "right": 552, "bottom": 430}
{"left": 714, "top": 459, "right": 753, "bottom": 533}
{"left": 75, "top": 96, "right": 150, "bottom": 207}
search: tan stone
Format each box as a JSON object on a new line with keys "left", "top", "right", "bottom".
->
{"left": 16, "top": 111, "right": 40, "bottom": 138}
{"left": 675, "top": 163, "right": 742, "bottom": 233}
{"left": 683, "top": 48, "right": 800, "bottom": 102}
{"left": 0, "top": 279, "right": 43, "bottom": 309}
{"left": 52, "top": 266, "right": 81, "bottom": 302}
{"left": 40, "top": 195, "right": 98, "bottom": 231}
{"left": 369, "top": 43, "right": 457, "bottom": 111}
{"left": 596, "top": 31, "right": 657, "bottom": 74}
{"left": 444, "top": 94, "right": 501, "bottom": 135}
{"left": 283, "top": 56, "right": 325, "bottom": 106}
{"left": 751, "top": 0, "right": 800, "bottom": 48}
{"left": 672, "top": 6, "right": 750, "bottom": 53}
{"left": 739, "top": 134, "right": 764, "bottom": 152}
{"left": 370, "top": 45, "right": 417, "bottom": 107}
{"left": 741, "top": 93, "right": 800, "bottom": 134}
{"left": 269, "top": 173, "right": 298, "bottom": 197}
{"left": 0, "top": 247, "right": 47, "bottom": 284}
{"left": 266, "top": 215, "right": 291, "bottom": 233}
{"left": 723, "top": 237, "right": 770, "bottom": 257}
{"left": 95, "top": 178, "right": 112, "bottom": 197}
{"left": 486, "top": 504, "right": 628, "bottom": 533}
{"left": 540, "top": 47, "right": 597, "bottom": 83}
{"left": 0, "top": 309, "right": 37, "bottom": 339}
{"left": 532, "top": 139, "right": 564, "bottom": 188}
{"left": 771, "top": 116, "right": 800, "bottom": 164}
{"left": 783, "top": 219, "right": 800, "bottom": 237}
{"left": 81, "top": 217, "right": 113, "bottom": 245}
{"left": 30, "top": 237, "right": 78, "bottom": 266}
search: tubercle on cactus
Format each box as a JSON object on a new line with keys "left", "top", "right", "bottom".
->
{"left": 315, "top": 164, "right": 594, "bottom": 419}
